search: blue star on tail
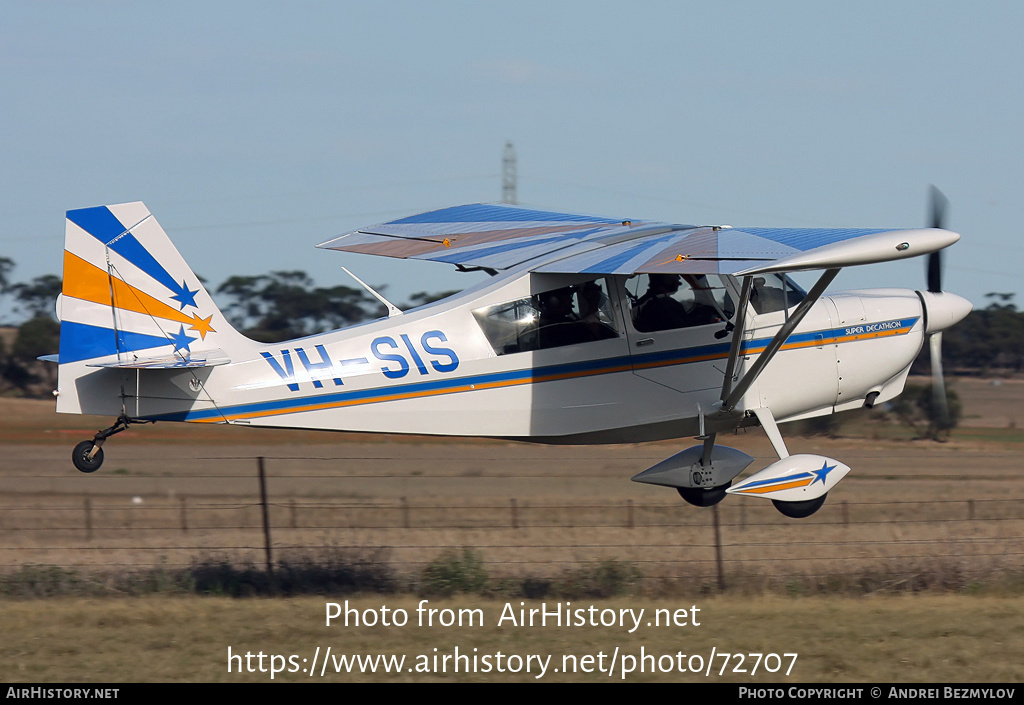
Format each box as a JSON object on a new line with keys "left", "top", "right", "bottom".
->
{"left": 170, "top": 280, "right": 199, "bottom": 310}
{"left": 168, "top": 325, "right": 197, "bottom": 353}
{"left": 67, "top": 206, "right": 201, "bottom": 310}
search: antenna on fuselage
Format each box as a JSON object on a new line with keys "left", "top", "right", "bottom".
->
{"left": 340, "top": 266, "right": 403, "bottom": 318}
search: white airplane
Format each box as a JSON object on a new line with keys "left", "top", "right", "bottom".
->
{"left": 49, "top": 192, "right": 971, "bottom": 518}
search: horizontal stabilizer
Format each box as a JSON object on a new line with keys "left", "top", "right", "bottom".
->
{"left": 85, "top": 349, "right": 230, "bottom": 369}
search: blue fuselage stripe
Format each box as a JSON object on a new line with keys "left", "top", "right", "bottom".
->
{"left": 153, "top": 316, "right": 919, "bottom": 423}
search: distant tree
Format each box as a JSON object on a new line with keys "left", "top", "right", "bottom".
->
{"left": 314, "top": 284, "right": 387, "bottom": 330}
{"left": 0, "top": 256, "right": 14, "bottom": 325}
{"left": 404, "top": 290, "right": 461, "bottom": 308}
{"left": 12, "top": 316, "right": 59, "bottom": 361}
{"left": 216, "top": 270, "right": 384, "bottom": 343}
{"left": 215, "top": 275, "right": 267, "bottom": 332}
{"left": 890, "top": 382, "right": 962, "bottom": 441}
{"left": 0, "top": 316, "right": 59, "bottom": 394}
{"left": 939, "top": 293, "right": 1024, "bottom": 373}
{"left": 984, "top": 292, "right": 1016, "bottom": 309}
{"left": 0, "top": 256, "right": 13, "bottom": 292}
{"left": 9, "top": 275, "right": 62, "bottom": 321}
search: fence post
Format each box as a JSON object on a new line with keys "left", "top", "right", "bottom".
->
{"left": 968, "top": 499, "right": 974, "bottom": 521}
{"left": 401, "top": 497, "right": 410, "bottom": 529}
{"left": 84, "top": 497, "right": 92, "bottom": 542}
{"left": 289, "top": 499, "right": 297, "bottom": 529}
{"left": 842, "top": 500, "right": 849, "bottom": 527}
{"left": 180, "top": 496, "right": 188, "bottom": 534}
{"left": 257, "top": 456, "right": 273, "bottom": 575}
{"left": 626, "top": 499, "right": 634, "bottom": 529}
{"left": 510, "top": 499, "right": 519, "bottom": 529}
{"left": 712, "top": 503, "right": 725, "bottom": 591}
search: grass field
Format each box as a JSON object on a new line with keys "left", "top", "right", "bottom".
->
{"left": 2, "top": 595, "right": 1022, "bottom": 682}
{"left": 0, "top": 376, "right": 1021, "bottom": 682}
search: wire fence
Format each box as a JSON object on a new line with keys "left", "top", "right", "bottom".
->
{"left": 3, "top": 495, "right": 1023, "bottom": 533}
{"left": 3, "top": 463, "right": 1023, "bottom": 591}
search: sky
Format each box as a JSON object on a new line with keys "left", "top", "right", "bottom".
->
{"left": 2, "top": 1, "right": 1022, "bottom": 320}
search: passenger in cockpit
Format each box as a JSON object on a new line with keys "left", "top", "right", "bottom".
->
{"left": 633, "top": 274, "right": 690, "bottom": 332}
{"left": 576, "top": 280, "right": 618, "bottom": 341}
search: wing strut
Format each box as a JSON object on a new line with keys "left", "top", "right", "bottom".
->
{"left": 721, "top": 268, "right": 840, "bottom": 412}
{"left": 719, "top": 276, "right": 754, "bottom": 404}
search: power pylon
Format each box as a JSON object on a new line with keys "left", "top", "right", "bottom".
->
{"left": 502, "top": 141, "right": 517, "bottom": 205}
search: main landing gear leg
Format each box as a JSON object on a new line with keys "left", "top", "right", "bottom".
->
{"left": 676, "top": 432, "right": 732, "bottom": 507}
{"left": 72, "top": 414, "right": 148, "bottom": 473}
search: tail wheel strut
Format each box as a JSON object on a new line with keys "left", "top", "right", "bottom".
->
{"left": 71, "top": 414, "right": 151, "bottom": 473}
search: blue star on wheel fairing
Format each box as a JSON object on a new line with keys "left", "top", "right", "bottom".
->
{"left": 811, "top": 461, "right": 837, "bottom": 485}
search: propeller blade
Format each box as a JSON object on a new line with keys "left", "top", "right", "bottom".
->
{"left": 928, "top": 184, "right": 949, "bottom": 229}
{"left": 926, "top": 252, "right": 942, "bottom": 293}
{"left": 926, "top": 185, "right": 949, "bottom": 293}
{"left": 924, "top": 186, "right": 954, "bottom": 434}
{"left": 929, "top": 331, "right": 951, "bottom": 430}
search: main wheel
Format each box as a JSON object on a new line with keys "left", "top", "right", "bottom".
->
{"left": 72, "top": 441, "right": 104, "bottom": 473}
{"left": 677, "top": 482, "right": 730, "bottom": 508}
{"left": 772, "top": 493, "right": 827, "bottom": 519}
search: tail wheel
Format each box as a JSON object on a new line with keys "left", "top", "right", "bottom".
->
{"left": 677, "top": 482, "right": 730, "bottom": 508}
{"left": 772, "top": 493, "right": 827, "bottom": 519}
{"left": 72, "top": 441, "right": 104, "bottom": 473}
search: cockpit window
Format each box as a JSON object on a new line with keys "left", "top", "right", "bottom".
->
{"left": 749, "top": 273, "right": 805, "bottom": 314}
{"left": 473, "top": 278, "right": 620, "bottom": 355}
{"left": 625, "top": 273, "right": 735, "bottom": 333}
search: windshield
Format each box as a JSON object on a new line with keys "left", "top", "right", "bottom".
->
{"left": 749, "top": 273, "right": 805, "bottom": 314}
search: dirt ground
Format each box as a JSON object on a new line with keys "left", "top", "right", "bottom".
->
{"left": 948, "top": 375, "right": 1024, "bottom": 428}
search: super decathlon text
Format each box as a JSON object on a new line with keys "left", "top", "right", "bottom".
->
{"left": 844, "top": 319, "right": 906, "bottom": 336}
{"left": 260, "top": 329, "right": 459, "bottom": 392}
{"left": 6, "top": 688, "right": 119, "bottom": 699}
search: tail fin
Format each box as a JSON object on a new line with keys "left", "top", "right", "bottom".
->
{"left": 58, "top": 201, "right": 243, "bottom": 367}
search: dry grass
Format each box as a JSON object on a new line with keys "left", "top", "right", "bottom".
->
{"left": 1, "top": 594, "right": 1021, "bottom": 682}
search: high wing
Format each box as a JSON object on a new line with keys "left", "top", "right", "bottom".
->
{"left": 317, "top": 203, "right": 959, "bottom": 275}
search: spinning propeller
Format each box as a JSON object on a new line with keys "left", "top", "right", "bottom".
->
{"left": 924, "top": 185, "right": 953, "bottom": 431}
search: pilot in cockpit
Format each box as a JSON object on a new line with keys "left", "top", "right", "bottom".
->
{"left": 633, "top": 274, "right": 690, "bottom": 332}
{"left": 633, "top": 273, "right": 725, "bottom": 332}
